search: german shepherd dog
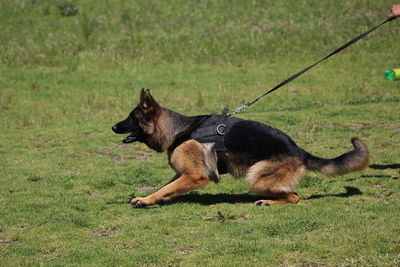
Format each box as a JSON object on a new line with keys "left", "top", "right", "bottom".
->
{"left": 112, "top": 89, "right": 369, "bottom": 207}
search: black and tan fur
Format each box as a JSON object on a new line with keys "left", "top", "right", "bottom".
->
{"left": 112, "top": 89, "right": 369, "bottom": 207}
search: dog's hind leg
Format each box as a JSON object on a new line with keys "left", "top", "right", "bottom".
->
{"left": 247, "top": 158, "right": 305, "bottom": 206}
{"left": 131, "top": 140, "right": 218, "bottom": 208}
{"left": 254, "top": 192, "right": 300, "bottom": 206}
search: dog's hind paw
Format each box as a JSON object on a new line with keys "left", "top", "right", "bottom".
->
{"left": 254, "top": 200, "right": 271, "bottom": 206}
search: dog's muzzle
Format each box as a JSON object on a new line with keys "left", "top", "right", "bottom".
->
{"left": 112, "top": 125, "right": 142, "bottom": 143}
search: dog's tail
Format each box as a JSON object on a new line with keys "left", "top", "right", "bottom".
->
{"left": 303, "top": 138, "right": 369, "bottom": 176}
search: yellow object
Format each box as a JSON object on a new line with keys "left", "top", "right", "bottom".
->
{"left": 395, "top": 69, "right": 400, "bottom": 79}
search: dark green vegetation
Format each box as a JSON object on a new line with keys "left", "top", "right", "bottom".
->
{"left": 1, "top": 0, "right": 399, "bottom": 266}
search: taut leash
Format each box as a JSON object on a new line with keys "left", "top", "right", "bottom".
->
{"left": 229, "top": 17, "right": 395, "bottom": 116}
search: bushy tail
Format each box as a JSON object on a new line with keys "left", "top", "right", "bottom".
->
{"left": 303, "top": 138, "right": 369, "bottom": 176}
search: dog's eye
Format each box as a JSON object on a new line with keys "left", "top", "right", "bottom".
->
{"left": 132, "top": 109, "right": 141, "bottom": 118}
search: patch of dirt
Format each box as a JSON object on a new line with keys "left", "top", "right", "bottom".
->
{"left": 378, "top": 190, "right": 391, "bottom": 199}
{"left": 87, "top": 192, "right": 100, "bottom": 197}
{"left": 0, "top": 238, "right": 18, "bottom": 244}
{"left": 348, "top": 125, "right": 365, "bottom": 131}
{"left": 111, "top": 157, "right": 134, "bottom": 162}
{"left": 235, "top": 216, "right": 249, "bottom": 222}
{"left": 215, "top": 211, "right": 235, "bottom": 223}
{"left": 206, "top": 212, "right": 249, "bottom": 223}
{"left": 91, "top": 227, "right": 117, "bottom": 237}
{"left": 136, "top": 186, "right": 156, "bottom": 192}
{"left": 176, "top": 245, "right": 199, "bottom": 255}
{"left": 387, "top": 124, "right": 400, "bottom": 131}
{"left": 287, "top": 89, "right": 301, "bottom": 94}
{"left": 331, "top": 123, "right": 370, "bottom": 131}
{"left": 134, "top": 151, "right": 151, "bottom": 161}
{"left": 43, "top": 248, "right": 56, "bottom": 255}
{"left": 107, "top": 145, "right": 131, "bottom": 153}
{"left": 297, "top": 262, "right": 325, "bottom": 267}
{"left": 111, "top": 150, "right": 150, "bottom": 162}
{"left": 33, "top": 138, "right": 57, "bottom": 144}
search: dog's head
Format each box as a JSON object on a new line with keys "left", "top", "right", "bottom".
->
{"left": 112, "top": 88, "right": 160, "bottom": 144}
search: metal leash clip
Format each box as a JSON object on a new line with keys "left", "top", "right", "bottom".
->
{"left": 230, "top": 103, "right": 249, "bottom": 116}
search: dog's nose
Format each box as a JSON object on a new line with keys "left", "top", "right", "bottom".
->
{"left": 112, "top": 125, "right": 118, "bottom": 133}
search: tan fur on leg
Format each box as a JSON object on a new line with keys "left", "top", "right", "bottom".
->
{"left": 169, "top": 140, "right": 219, "bottom": 182}
{"left": 131, "top": 140, "right": 218, "bottom": 207}
{"left": 254, "top": 193, "right": 300, "bottom": 206}
{"left": 247, "top": 157, "right": 305, "bottom": 206}
{"left": 131, "top": 173, "right": 209, "bottom": 207}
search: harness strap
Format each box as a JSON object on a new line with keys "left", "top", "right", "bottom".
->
{"left": 190, "top": 108, "right": 230, "bottom": 139}
{"left": 189, "top": 108, "right": 242, "bottom": 174}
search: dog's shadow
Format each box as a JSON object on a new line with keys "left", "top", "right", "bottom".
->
{"left": 304, "top": 186, "right": 362, "bottom": 200}
{"left": 169, "top": 193, "right": 259, "bottom": 205}
{"left": 167, "top": 186, "right": 362, "bottom": 206}
{"left": 107, "top": 186, "right": 362, "bottom": 206}
{"left": 109, "top": 163, "right": 400, "bottom": 206}
{"left": 369, "top": 163, "right": 400, "bottom": 170}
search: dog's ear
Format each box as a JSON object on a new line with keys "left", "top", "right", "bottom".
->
{"left": 140, "top": 88, "right": 146, "bottom": 102}
{"left": 140, "top": 88, "right": 158, "bottom": 110}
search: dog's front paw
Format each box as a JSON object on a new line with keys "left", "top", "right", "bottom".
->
{"left": 130, "top": 197, "right": 154, "bottom": 208}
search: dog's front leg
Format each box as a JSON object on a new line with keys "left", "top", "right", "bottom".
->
{"left": 131, "top": 173, "right": 209, "bottom": 207}
{"left": 131, "top": 140, "right": 217, "bottom": 208}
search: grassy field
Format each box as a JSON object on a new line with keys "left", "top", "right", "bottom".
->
{"left": 1, "top": 0, "right": 400, "bottom": 266}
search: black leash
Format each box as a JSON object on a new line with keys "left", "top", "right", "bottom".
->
{"left": 229, "top": 17, "right": 395, "bottom": 116}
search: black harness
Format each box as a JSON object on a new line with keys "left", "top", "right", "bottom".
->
{"left": 188, "top": 108, "right": 242, "bottom": 174}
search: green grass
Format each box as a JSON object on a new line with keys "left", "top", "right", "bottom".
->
{"left": 1, "top": 0, "right": 400, "bottom": 266}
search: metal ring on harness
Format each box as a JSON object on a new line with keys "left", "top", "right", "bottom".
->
{"left": 216, "top": 124, "right": 227, "bottom": 135}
